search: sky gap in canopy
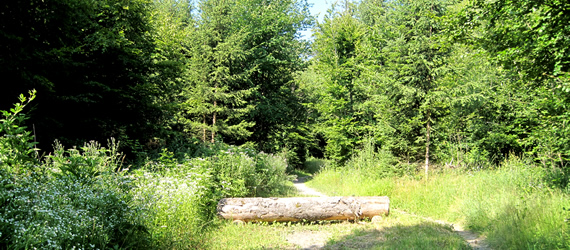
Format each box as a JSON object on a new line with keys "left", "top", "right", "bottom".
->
{"left": 300, "top": 0, "right": 330, "bottom": 40}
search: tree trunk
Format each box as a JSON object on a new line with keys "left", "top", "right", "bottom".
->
{"left": 425, "top": 110, "right": 431, "bottom": 179}
{"left": 217, "top": 196, "right": 390, "bottom": 222}
{"left": 203, "top": 114, "right": 207, "bottom": 142}
{"left": 211, "top": 102, "right": 216, "bottom": 143}
{"left": 212, "top": 85, "right": 217, "bottom": 143}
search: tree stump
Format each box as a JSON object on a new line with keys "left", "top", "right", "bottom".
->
{"left": 217, "top": 196, "right": 389, "bottom": 222}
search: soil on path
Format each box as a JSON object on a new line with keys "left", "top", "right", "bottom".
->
{"left": 289, "top": 176, "right": 491, "bottom": 250}
{"left": 293, "top": 176, "right": 327, "bottom": 197}
{"left": 286, "top": 176, "right": 330, "bottom": 249}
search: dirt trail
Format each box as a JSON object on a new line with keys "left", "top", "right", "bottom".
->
{"left": 286, "top": 177, "right": 330, "bottom": 249}
{"left": 290, "top": 176, "right": 491, "bottom": 250}
{"left": 293, "top": 176, "right": 327, "bottom": 197}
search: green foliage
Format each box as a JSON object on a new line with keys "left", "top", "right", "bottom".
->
{"left": 0, "top": 0, "right": 170, "bottom": 151}
{"left": 7, "top": 0, "right": 569, "bottom": 247}
{"left": 48, "top": 139, "right": 124, "bottom": 182}
{"left": 2, "top": 0, "right": 569, "bottom": 190}
{"left": 300, "top": 3, "right": 368, "bottom": 164}
{"left": 302, "top": 0, "right": 570, "bottom": 176}
{"left": 303, "top": 157, "right": 329, "bottom": 174}
{"left": 132, "top": 143, "right": 294, "bottom": 248}
{"left": 0, "top": 95, "right": 295, "bottom": 248}
{"left": 433, "top": 44, "right": 522, "bottom": 166}
{"left": 0, "top": 133, "right": 148, "bottom": 248}
{"left": 302, "top": 0, "right": 456, "bottom": 167}
{"left": 344, "top": 138, "right": 408, "bottom": 178}
{"left": 309, "top": 156, "right": 570, "bottom": 249}
{"left": 132, "top": 163, "right": 212, "bottom": 248}
{"left": 186, "top": 145, "right": 294, "bottom": 198}
{"left": 0, "top": 170, "right": 148, "bottom": 249}
{"left": 369, "top": 0, "right": 452, "bottom": 164}
{"left": 459, "top": 0, "right": 570, "bottom": 171}
{"left": 470, "top": 0, "right": 570, "bottom": 82}
{"left": 175, "top": 0, "right": 312, "bottom": 152}
{"left": 0, "top": 90, "right": 38, "bottom": 171}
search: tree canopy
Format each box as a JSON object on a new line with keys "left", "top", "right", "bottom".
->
{"left": 1, "top": 0, "right": 569, "bottom": 173}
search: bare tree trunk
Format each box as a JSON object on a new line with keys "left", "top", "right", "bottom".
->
{"left": 426, "top": 5, "right": 433, "bottom": 179}
{"left": 425, "top": 110, "right": 431, "bottom": 179}
{"left": 211, "top": 105, "right": 216, "bottom": 143}
{"left": 203, "top": 114, "right": 207, "bottom": 142}
{"left": 217, "top": 196, "right": 390, "bottom": 222}
{"left": 212, "top": 85, "right": 217, "bottom": 143}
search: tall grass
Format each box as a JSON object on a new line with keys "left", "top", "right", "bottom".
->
{"left": 307, "top": 146, "right": 570, "bottom": 249}
{"left": 306, "top": 140, "right": 406, "bottom": 197}
{"left": 134, "top": 145, "right": 296, "bottom": 248}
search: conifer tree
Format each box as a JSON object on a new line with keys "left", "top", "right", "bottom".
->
{"left": 373, "top": 0, "right": 451, "bottom": 175}
{"left": 308, "top": 2, "right": 366, "bottom": 164}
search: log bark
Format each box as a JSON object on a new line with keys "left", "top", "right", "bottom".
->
{"left": 217, "top": 196, "right": 389, "bottom": 222}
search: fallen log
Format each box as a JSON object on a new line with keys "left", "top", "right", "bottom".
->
{"left": 217, "top": 196, "right": 389, "bottom": 222}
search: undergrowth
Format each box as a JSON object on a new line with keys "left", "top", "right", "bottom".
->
{"left": 135, "top": 144, "right": 296, "bottom": 248}
{"left": 0, "top": 92, "right": 294, "bottom": 248}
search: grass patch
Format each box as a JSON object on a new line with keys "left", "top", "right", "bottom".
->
{"left": 306, "top": 167, "right": 395, "bottom": 197}
{"left": 303, "top": 157, "right": 329, "bottom": 175}
{"left": 206, "top": 212, "right": 469, "bottom": 249}
{"left": 307, "top": 157, "right": 570, "bottom": 249}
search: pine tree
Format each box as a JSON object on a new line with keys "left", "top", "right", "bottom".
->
{"left": 374, "top": 0, "right": 451, "bottom": 176}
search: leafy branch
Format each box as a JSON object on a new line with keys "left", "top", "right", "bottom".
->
{"left": 0, "top": 89, "right": 39, "bottom": 170}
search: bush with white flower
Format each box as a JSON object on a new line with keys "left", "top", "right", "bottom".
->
{"left": 0, "top": 92, "right": 149, "bottom": 249}
{"left": 1, "top": 92, "right": 294, "bottom": 248}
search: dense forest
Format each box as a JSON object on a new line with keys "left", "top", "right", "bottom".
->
{"left": 1, "top": 0, "right": 569, "bottom": 248}
{"left": 2, "top": 0, "right": 569, "bottom": 170}
{"left": 0, "top": 0, "right": 570, "bottom": 170}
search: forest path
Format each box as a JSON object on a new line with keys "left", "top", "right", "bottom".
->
{"left": 287, "top": 176, "right": 329, "bottom": 249}
{"left": 293, "top": 176, "right": 327, "bottom": 197}
{"left": 291, "top": 176, "right": 491, "bottom": 250}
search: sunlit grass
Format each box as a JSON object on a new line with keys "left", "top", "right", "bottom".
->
{"left": 302, "top": 157, "right": 329, "bottom": 175}
{"left": 206, "top": 212, "right": 469, "bottom": 249}
{"left": 307, "top": 157, "right": 570, "bottom": 249}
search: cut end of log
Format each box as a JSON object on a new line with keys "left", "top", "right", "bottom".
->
{"left": 217, "top": 196, "right": 390, "bottom": 222}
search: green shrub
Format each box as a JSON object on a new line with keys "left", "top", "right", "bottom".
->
{"left": 186, "top": 145, "right": 294, "bottom": 198}
{"left": 303, "top": 157, "right": 329, "bottom": 174}
{"left": 134, "top": 143, "right": 294, "bottom": 248}
{"left": 131, "top": 165, "right": 213, "bottom": 248}
{"left": 1, "top": 91, "right": 296, "bottom": 248}
{"left": 0, "top": 93, "right": 149, "bottom": 249}
{"left": 0, "top": 174, "right": 147, "bottom": 249}
{"left": 345, "top": 138, "right": 402, "bottom": 178}
{"left": 544, "top": 167, "right": 570, "bottom": 191}
{"left": 0, "top": 90, "right": 38, "bottom": 172}
{"left": 0, "top": 140, "right": 149, "bottom": 249}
